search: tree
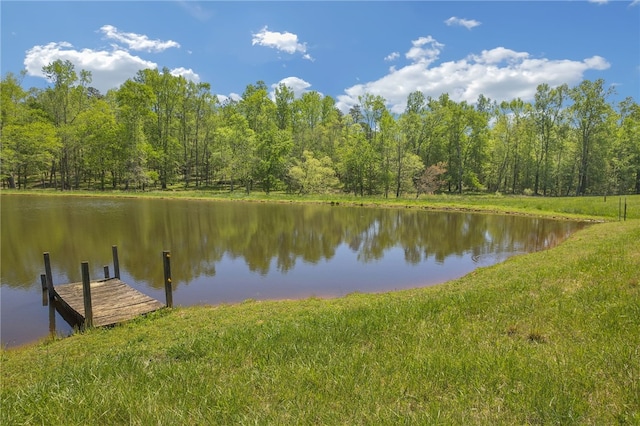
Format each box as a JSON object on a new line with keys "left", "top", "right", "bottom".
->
{"left": 215, "top": 106, "right": 255, "bottom": 193}
{"left": 402, "top": 91, "right": 427, "bottom": 159}
{"left": 378, "top": 108, "right": 396, "bottom": 197}
{"left": 288, "top": 150, "right": 339, "bottom": 194}
{"left": 533, "top": 83, "right": 567, "bottom": 195}
{"left": 135, "top": 68, "right": 183, "bottom": 189}
{"left": 613, "top": 98, "right": 640, "bottom": 194}
{"left": 192, "top": 83, "right": 216, "bottom": 187}
{"left": 317, "top": 95, "right": 343, "bottom": 161}
{"left": 176, "top": 81, "right": 215, "bottom": 187}
{"left": 116, "top": 78, "right": 156, "bottom": 189}
{"left": 437, "top": 94, "right": 474, "bottom": 193}
{"left": 416, "top": 162, "right": 447, "bottom": 196}
{"left": 274, "top": 83, "right": 294, "bottom": 131}
{"left": 569, "top": 79, "right": 615, "bottom": 195}
{"left": 2, "top": 120, "right": 59, "bottom": 188}
{"left": 4, "top": 69, "right": 636, "bottom": 198}
{"left": 495, "top": 98, "right": 531, "bottom": 193}
{"left": 358, "top": 93, "right": 385, "bottom": 141}
{"left": 1, "top": 72, "right": 28, "bottom": 187}
{"left": 256, "top": 128, "right": 292, "bottom": 193}
{"left": 338, "top": 120, "right": 377, "bottom": 196}
{"left": 1, "top": 72, "right": 26, "bottom": 131}
{"left": 40, "top": 59, "right": 92, "bottom": 190}
{"left": 238, "top": 80, "right": 274, "bottom": 134}
{"left": 291, "top": 91, "right": 323, "bottom": 159}
{"left": 74, "top": 98, "right": 120, "bottom": 190}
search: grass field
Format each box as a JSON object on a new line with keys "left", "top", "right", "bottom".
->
{"left": 1, "top": 192, "right": 639, "bottom": 424}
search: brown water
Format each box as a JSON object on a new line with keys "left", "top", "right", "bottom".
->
{"left": 0, "top": 194, "right": 587, "bottom": 347}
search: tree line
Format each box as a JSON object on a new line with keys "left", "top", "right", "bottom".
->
{"left": 2, "top": 60, "right": 639, "bottom": 196}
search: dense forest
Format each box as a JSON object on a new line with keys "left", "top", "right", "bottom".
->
{"left": 2, "top": 60, "right": 639, "bottom": 196}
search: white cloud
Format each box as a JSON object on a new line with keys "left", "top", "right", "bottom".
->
{"left": 24, "top": 41, "right": 157, "bottom": 94}
{"left": 583, "top": 56, "right": 610, "bottom": 70}
{"left": 215, "top": 94, "right": 229, "bottom": 104}
{"left": 631, "top": 0, "right": 640, "bottom": 6}
{"left": 335, "top": 36, "right": 611, "bottom": 114}
{"left": 444, "top": 16, "right": 481, "bottom": 30}
{"left": 170, "top": 67, "right": 201, "bottom": 83}
{"left": 587, "top": 0, "right": 609, "bottom": 4}
{"left": 471, "top": 47, "right": 529, "bottom": 64}
{"left": 270, "top": 76, "right": 312, "bottom": 99}
{"left": 252, "top": 26, "right": 313, "bottom": 61}
{"left": 213, "top": 92, "right": 242, "bottom": 105}
{"left": 100, "top": 25, "right": 180, "bottom": 52}
{"left": 384, "top": 52, "right": 400, "bottom": 62}
{"left": 22, "top": 25, "right": 199, "bottom": 95}
{"left": 405, "top": 36, "right": 444, "bottom": 65}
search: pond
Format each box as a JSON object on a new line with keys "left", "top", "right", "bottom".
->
{"left": 1, "top": 194, "right": 588, "bottom": 348}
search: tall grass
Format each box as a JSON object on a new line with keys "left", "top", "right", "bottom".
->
{"left": 2, "top": 218, "right": 639, "bottom": 424}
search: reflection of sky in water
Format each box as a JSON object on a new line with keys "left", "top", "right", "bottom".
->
{"left": 1, "top": 286, "right": 74, "bottom": 347}
{"left": 1, "top": 241, "right": 524, "bottom": 348}
{"left": 175, "top": 244, "right": 510, "bottom": 306}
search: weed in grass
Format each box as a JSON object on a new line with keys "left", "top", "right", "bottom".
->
{"left": 527, "top": 331, "right": 547, "bottom": 344}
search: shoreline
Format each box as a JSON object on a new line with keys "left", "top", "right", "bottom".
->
{"left": 1, "top": 188, "right": 623, "bottom": 222}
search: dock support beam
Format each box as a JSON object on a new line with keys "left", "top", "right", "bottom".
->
{"left": 43, "top": 252, "right": 54, "bottom": 301}
{"left": 163, "top": 251, "right": 173, "bottom": 308}
{"left": 40, "top": 274, "right": 47, "bottom": 292}
{"left": 112, "top": 245, "right": 120, "bottom": 279}
{"left": 40, "top": 274, "right": 48, "bottom": 306}
{"left": 81, "top": 262, "right": 93, "bottom": 328}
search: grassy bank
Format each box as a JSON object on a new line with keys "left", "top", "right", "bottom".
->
{"left": 2, "top": 215, "right": 639, "bottom": 423}
{"left": 3, "top": 188, "right": 639, "bottom": 221}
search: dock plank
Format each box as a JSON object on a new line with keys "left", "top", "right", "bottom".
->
{"left": 53, "top": 278, "right": 164, "bottom": 327}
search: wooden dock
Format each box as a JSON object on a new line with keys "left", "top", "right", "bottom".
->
{"left": 42, "top": 246, "right": 172, "bottom": 329}
{"left": 52, "top": 278, "right": 164, "bottom": 327}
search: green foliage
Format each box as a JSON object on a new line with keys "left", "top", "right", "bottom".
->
{"left": 256, "top": 129, "right": 292, "bottom": 193}
{"left": 569, "top": 79, "right": 617, "bottom": 196}
{"left": 288, "top": 150, "right": 339, "bottom": 194}
{"left": 1, "top": 121, "right": 59, "bottom": 187}
{"left": 1, "top": 66, "right": 638, "bottom": 197}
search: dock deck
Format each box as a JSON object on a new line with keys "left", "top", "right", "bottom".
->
{"left": 53, "top": 278, "right": 164, "bottom": 327}
{"left": 42, "top": 246, "right": 172, "bottom": 330}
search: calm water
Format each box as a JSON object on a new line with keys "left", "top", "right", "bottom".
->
{"left": 1, "top": 194, "right": 587, "bottom": 347}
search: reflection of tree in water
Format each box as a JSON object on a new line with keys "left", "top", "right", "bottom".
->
{"left": 1, "top": 196, "right": 588, "bottom": 290}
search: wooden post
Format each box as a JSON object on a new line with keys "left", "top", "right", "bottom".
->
{"left": 43, "top": 252, "right": 54, "bottom": 301}
{"left": 48, "top": 298, "right": 56, "bottom": 335}
{"left": 619, "top": 197, "right": 622, "bottom": 221}
{"left": 112, "top": 245, "right": 120, "bottom": 279}
{"left": 40, "top": 273, "right": 47, "bottom": 292}
{"left": 163, "top": 251, "right": 173, "bottom": 308}
{"left": 104, "top": 265, "right": 110, "bottom": 279}
{"left": 81, "top": 261, "right": 93, "bottom": 328}
{"left": 41, "top": 274, "right": 48, "bottom": 306}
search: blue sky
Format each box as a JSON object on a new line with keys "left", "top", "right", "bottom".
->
{"left": 1, "top": 1, "right": 638, "bottom": 113}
